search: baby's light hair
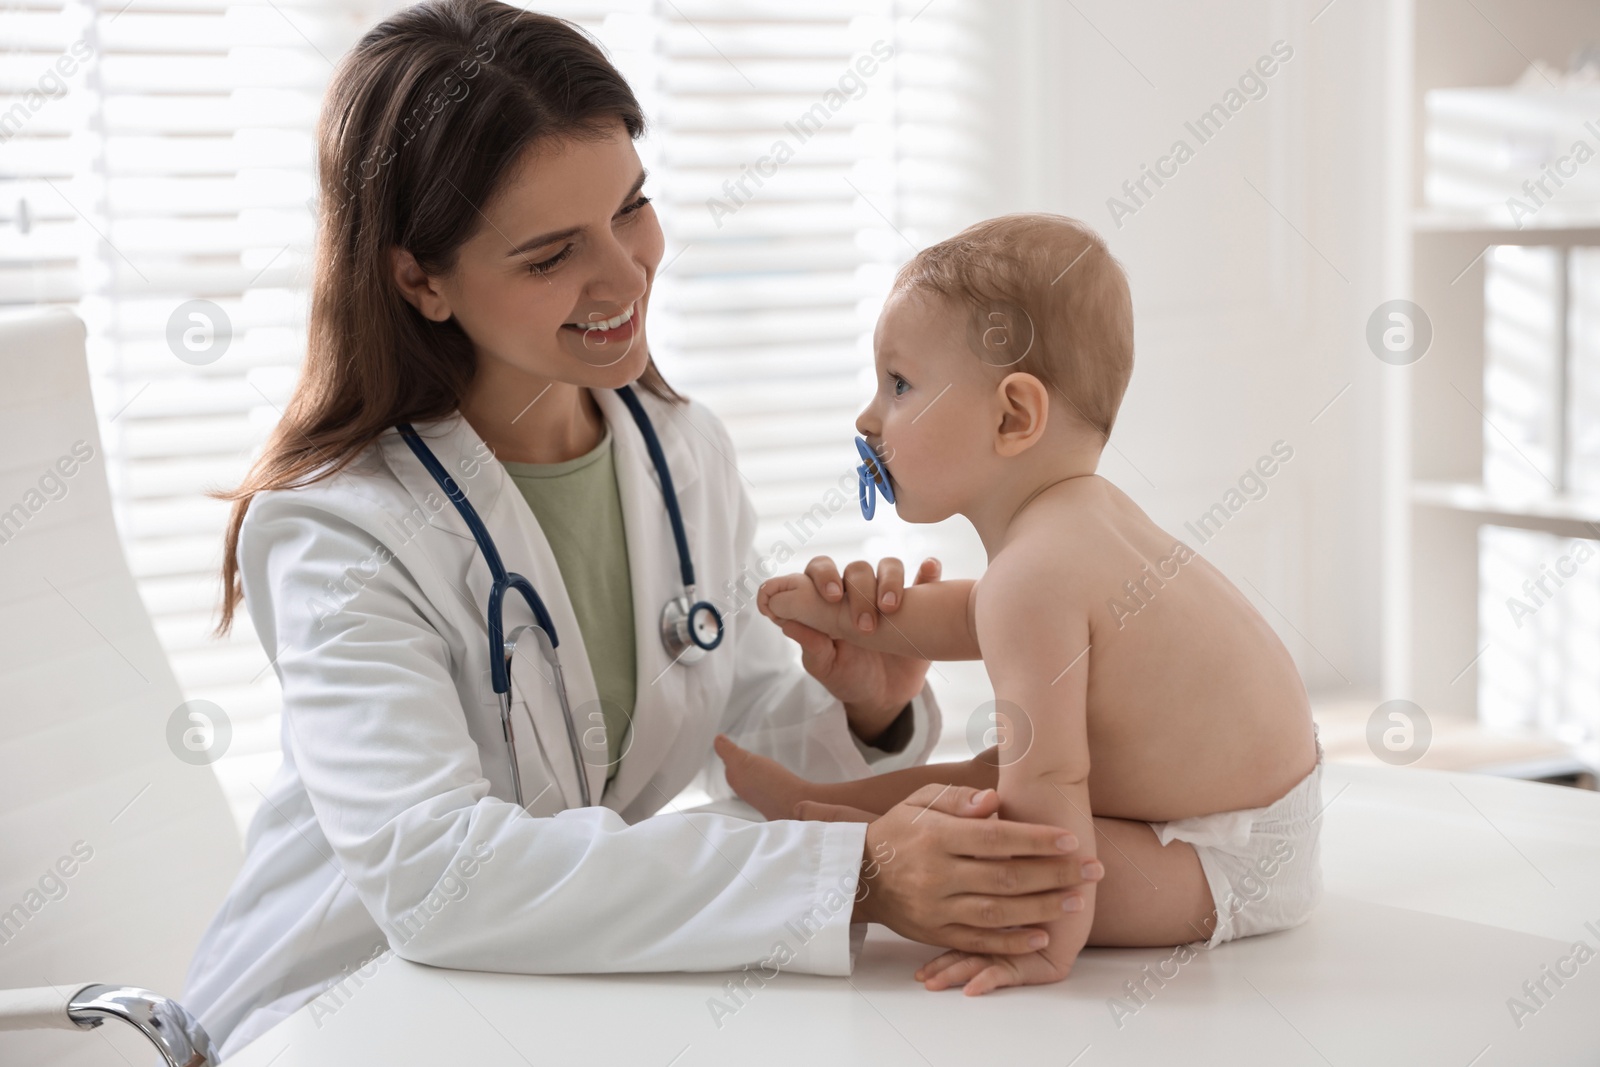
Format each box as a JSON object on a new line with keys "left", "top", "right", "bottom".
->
{"left": 891, "top": 213, "right": 1134, "bottom": 438}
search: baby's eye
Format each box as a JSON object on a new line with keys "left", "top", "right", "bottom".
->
{"left": 890, "top": 373, "right": 909, "bottom": 396}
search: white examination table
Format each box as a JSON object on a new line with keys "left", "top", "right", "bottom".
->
{"left": 224, "top": 762, "right": 1600, "bottom": 1067}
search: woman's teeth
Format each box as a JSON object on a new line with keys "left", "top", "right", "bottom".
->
{"left": 572, "top": 305, "right": 633, "bottom": 332}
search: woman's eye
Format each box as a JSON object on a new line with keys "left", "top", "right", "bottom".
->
{"left": 524, "top": 196, "right": 649, "bottom": 277}
{"left": 526, "top": 245, "right": 573, "bottom": 275}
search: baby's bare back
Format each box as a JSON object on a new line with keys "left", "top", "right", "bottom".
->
{"left": 994, "top": 476, "right": 1317, "bottom": 823}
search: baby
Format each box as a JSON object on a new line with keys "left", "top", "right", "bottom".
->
{"left": 714, "top": 213, "right": 1324, "bottom": 996}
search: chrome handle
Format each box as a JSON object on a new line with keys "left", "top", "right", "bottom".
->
{"left": 68, "top": 984, "right": 219, "bottom": 1067}
{"left": 0, "top": 983, "right": 218, "bottom": 1066}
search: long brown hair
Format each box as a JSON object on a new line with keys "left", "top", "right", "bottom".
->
{"left": 212, "top": 0, "right": 681, "bottom": 636}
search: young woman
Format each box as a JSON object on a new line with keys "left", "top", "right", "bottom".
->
{"left": 180, "top": 0, "right": 1098, "bottom": 1055}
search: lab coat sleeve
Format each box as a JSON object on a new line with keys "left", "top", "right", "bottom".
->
{"left": 239, "top": 489, "right": 871, "bottom": 977}
{"left": 697, "top": 417, "right": 942, "bottom": 801}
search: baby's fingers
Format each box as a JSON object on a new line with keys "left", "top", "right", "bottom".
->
{"left": 921, "top": 953, "right": 992, "bottom": 992}
{"left": 960, "top": 962, "right": 1017, "bottom": 997}
{"left": 914, "top": 949, "right": 967, "bottom": 982}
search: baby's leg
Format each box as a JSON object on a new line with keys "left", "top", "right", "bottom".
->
{"left": 1084, "top": 816, "right": 1218, "bottom": 947}
{"left": 809, "top": 754, "right": 996, "bottom": 817}
{"left": 715, "top": 735, "right": 996, "bottom": 820}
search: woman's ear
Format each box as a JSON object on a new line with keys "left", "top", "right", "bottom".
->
{"left": 993, "top": 371, "right": 1049, "bottom": 457}
{"left": 390, "top": 246, "right": 453, "bottom": 322}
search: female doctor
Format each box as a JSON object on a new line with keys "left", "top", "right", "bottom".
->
{"left": 180, "top": 0, "right": 1100, "bottom": 1056}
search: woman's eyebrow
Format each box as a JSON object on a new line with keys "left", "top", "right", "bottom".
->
{"left": 503, "top": 168, "right": 649, "bottom": 259}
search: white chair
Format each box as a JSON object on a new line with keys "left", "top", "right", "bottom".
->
{"left": 0, "top": 307, "right": 243, "bottom": 1065}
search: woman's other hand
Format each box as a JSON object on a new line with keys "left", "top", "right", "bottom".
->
{"left": 808, "top": 784, "right": 1102, "bottom": 953}
{"left": 805, "top": 555, "right": 940, "bottom": 634}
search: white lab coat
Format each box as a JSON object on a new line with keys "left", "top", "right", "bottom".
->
{"left": 181, "top": 387, "right": 941, "bottom": 1059}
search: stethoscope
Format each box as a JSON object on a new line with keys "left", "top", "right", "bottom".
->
{"left": 395, "top": 385, "right": 724, "bottom": 809}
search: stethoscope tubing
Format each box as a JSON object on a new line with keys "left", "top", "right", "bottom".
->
{"left": 395, "top": 385, "right": 716, "bottom": 811}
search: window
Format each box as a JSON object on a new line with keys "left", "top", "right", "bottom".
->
{"left": 3, "top": 0, "right": 990, "bottom": 833}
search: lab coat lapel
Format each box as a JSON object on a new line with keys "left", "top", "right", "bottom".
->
{"left": 593, "top": 387, "right": 703, "bottom": 814}
{"left": 380, "top": 414, "right": 501, "bottom": 547}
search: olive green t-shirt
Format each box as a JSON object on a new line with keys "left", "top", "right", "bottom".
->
{"left": 501, "top": 424, "right": 636, "bottom": 785}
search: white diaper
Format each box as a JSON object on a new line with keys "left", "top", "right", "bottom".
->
{"left": 1146, "top": 722, "right": 1325, "bottom": 949}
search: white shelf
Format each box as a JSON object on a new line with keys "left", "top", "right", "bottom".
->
{"left": 1473, "top": 754, "right": 1598, "bottom": 782}
{"left": 1411, "top": 480, "right": 1600, "bottom": 536}
{"left": 1313, "top": 700, "right": 1596, "bottom": 781}
{"left": 1413, "top": 207, "right": 1600, "bottom": 244}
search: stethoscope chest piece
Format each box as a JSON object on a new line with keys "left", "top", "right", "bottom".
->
{"left": 661, "top": 591, "right": 724, "bottom": 664}
{"left": 855, "top": 435, "right": 895, "bottom": 520}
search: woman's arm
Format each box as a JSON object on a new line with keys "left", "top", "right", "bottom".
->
{"left": 244, "top": 490, "right": 873, "bottom": 977}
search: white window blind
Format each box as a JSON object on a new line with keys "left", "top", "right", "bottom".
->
{"left": 648, "top": 0, "right": 989, "bottom": 564}
{"left": 3, "top": 0, "right": 990, "bottom": 834}
{"left": 3, "top": 0, "right": 388, "bottom": 830}
{"left": 2, "top": 0, "right": 89, "bottom": 307}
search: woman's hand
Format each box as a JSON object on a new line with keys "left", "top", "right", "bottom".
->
{"left": 772, "top": 555, "right": 941, "bottom": 742}
{"left": 804, "top": 783, "right": 1102, "bottom": 955}
{"left": 804, "top": 555, "right": 939, "bottom": 636}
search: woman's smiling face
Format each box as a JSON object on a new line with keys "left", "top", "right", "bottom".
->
{"left": 394, "top": 117, "right": 664, "bottom": 393}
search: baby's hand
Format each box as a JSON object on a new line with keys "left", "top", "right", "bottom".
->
{"left": 758, "top": 572, "right": 853, "bottom": 639}
{"left": 914, "top": 946, "right": 1074, "bottom": 996}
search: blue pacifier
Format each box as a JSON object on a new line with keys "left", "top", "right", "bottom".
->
{"left": 855, "top": 435, "right": 895, "bottom": 520}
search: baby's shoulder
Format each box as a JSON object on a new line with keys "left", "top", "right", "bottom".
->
{"left": 982, "top": 478, "right": 1160, "bottom": 601}
{"left": 970, "top": 544, "right": 1092, "bottom": 666}
{"left": 978, "top": 528, "right": 1095, "bottom": 614}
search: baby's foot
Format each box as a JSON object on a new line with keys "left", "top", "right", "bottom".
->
{"left": 713, "top": 734, "right": 815, "bottom": 821}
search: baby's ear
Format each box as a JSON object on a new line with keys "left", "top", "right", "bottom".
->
{"left": 994, "top": 371, "right": 1049, "bottom": 457}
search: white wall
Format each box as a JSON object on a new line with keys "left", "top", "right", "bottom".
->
{"left": 917, "top": 0, "right": 1400, "bottom": 727}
